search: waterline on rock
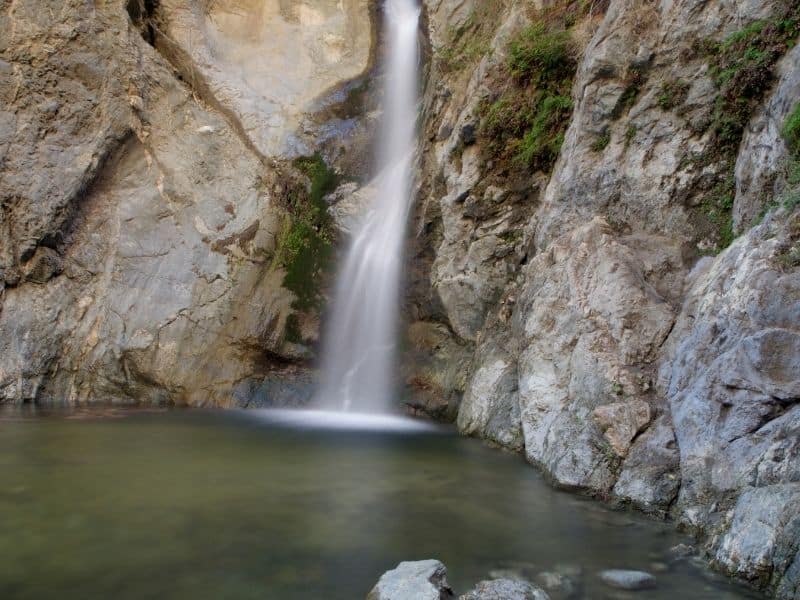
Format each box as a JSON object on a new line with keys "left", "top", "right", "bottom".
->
{"left": 316, "top": 0, "right": 421, "bottom": 413}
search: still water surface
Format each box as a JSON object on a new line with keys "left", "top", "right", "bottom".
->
{"left": 0, "top": 407, "right": 759, "bottom": 599}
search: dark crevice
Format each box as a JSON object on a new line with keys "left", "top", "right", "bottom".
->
{"left": 126, "top": 0, "right": 160, "bottom": 46}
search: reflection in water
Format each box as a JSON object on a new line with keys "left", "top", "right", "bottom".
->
{"left": 0, "top": 408, "right": 759, "bottom": 600}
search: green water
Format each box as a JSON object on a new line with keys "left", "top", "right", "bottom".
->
{"left": 0, "top": 407, "right": 759, "bottom": 599}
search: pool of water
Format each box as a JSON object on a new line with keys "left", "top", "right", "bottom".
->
{"left": 0, "top": 407, "right": 760, "bottom": 599}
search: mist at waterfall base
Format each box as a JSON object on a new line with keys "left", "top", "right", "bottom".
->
{"left": 316, "top": 0, "right": 420, "bottom": 414}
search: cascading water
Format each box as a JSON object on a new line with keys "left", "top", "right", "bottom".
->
{"left": 317, "top": 0, "right": 421, "bottom": 413}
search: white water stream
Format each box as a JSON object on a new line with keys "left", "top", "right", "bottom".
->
{"left": 317, "top": 0, "right": 421, "bottom": 412}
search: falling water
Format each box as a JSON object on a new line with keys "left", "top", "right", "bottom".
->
{"left": 317, "top": 0, "right": 420, "bottom": 412}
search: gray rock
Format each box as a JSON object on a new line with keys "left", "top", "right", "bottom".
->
{"left": 668, "top": 544, "right": 697, "bottom": 560}
{"left": 367, "top": 560, "right": 454, "bottom": 600}
{"left": 598, "top": 570, "right": 656, "bottom": 590}
{"left": 658, "top": 214, "right": 800, "bottom": 595}
{"left": 535, "top": 565, "right": 583, "bottom": 599}
{"left": 612, "top": 415, "right": 681, "bottom": 513}
{"left": 714, "top": 484, "right": 800, "bottom": 595}
{"left": 460, "top": 579, "right": 550, "bottom": 600}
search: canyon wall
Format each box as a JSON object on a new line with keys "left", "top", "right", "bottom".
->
{"left": 406, "top": 0, "right": 800, "bottom": 596}
{"left": 0, "top": 0, "right": 374, "bottom": 405}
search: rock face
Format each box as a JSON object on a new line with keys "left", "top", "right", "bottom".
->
{"left": 156, "top": 0, "right": 374, "bottom": 158}
{"left": 409, "top": 0, "right": 800, "bottom": 596}
{"left": 0, "top": 0, "right": 374, "bottom": 404}
{"left": 367, "top": 560, "right": 454, "bottom": 600}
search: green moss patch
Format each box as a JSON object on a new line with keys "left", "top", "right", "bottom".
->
{"left": 273, "top": 153, "right": 340, "bottom": 311}
{"left": 783, "top": 102, "right": 800, "bottom": 155}
{"left": 709, "top": 3, "right": 800, "bottom": 149}
{"left": 691, "top": 2, "right": 800, "bottom": 251}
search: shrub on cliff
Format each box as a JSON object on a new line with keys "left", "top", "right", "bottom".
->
{"left": 479, "top": 5, "right": 587, "bottom": 172}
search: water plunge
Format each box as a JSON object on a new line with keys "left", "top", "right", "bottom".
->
{"left": 317, "top": 0, "right": 421, "bottom": 413}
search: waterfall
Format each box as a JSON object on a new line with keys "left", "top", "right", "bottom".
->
{"left": 317, "top": 0, "right": 421, "bottom": 413}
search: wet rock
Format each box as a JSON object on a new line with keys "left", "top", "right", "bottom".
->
{"left": 598, "top": 570, "right": 656, "bottom": 590}
{"left": 327, "top": 181, "right": 373, "bottom": 236}
{"left": 668, "top": 544, "right": 697, "bottom": 560}
{"left": 535, "top": 565, "right": 583, "bottom": 600}
{"left": 714, "top": 484, "right": 800, "bottom": 594}
{"left": 460, "top": 579, "right": 550, "bottom": 600}
{"left": 367, "top": 560, "right": 454, "bottom": 600}
{"left": 401, "top": 321, "right": 472, "bottom": 421}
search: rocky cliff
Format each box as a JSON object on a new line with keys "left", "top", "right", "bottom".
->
{"left": 406, "top": 0, "right": 800, "bottom": 597}
{"left": 0, "top": 0, "right": 375, "bottom": 405}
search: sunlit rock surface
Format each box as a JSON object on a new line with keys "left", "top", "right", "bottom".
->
{"left": 157, "top": 0, "right": 373, "bottom": 157}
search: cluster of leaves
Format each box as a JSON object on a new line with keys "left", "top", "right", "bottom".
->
{"left": 709, "top": 2, "right": 800, "bottom": 149}
{"left": 701, "top": 174, "right": 736, "bottom": 250}
{"left": 480, "top": 3, "right": 587, "bottom": 171}
{"left": 274, "top": 153, "right": 339, "bottom": 310}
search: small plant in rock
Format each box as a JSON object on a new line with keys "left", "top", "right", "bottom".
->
{"left": 657, "top": 79, "right": 690, "bottom": 111}
{"left": 508, "top": 22, "right": 575, "bottom": 85}
{"left": 624, "top": 124, "right": 637, "bottom": 146}
{"left": 701, "top": 174, "right": 736, "bottom": 251}
{"left": 478, "top": 2, "right": 599, "bottom": 173}
{"left": 708, "top": 3, "right": 800, "bottom": 149}
{"left": 591, "top": 131, "right": 610, "bottom": 152}
{"left": 689, "top": 2, "right": 800, "bottom": 252}
{"left": 515, "top": 93, "right": 574, "bottom": 167}
{"left": 782, "top": 102, "right": 800, "bottom": 153}
{"left": 778, "top": 245, "right": 800, "bottom": 267}
{"left": 611, "top": 65, "right": 648, "bottom": 120}
{"left": 437, "top": 1, "right": 503, "bottom": 73}
{"left": 273, "top": 153, "right": 340, "bottom": 310}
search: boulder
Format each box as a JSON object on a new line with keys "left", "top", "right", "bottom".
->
{"left": 598, "top": 569, "right": 656, "bottom": 590}
{"left": 367, "top": 560, "right": 454, "bottom": 600}
{"left": 460, "top": 579, "right": 550, "bottom": 600}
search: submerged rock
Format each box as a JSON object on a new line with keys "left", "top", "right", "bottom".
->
{"left": 367, "top": 560, "right": 454, "bottom": 600}
{"left": 460, "top": 579, "right": 550, "bottom": 600}
{"left": 598, "top": 569, "right": 656, "bottom": 590}
{"left": 535, "top": 565, "right": 583, "bottom": 600}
